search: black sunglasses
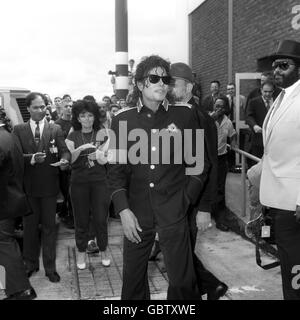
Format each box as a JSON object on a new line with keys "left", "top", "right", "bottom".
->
{"left": 272, "top": 61, "right": 295, "bottom": 71}
{"left": 146, "top": 74, "right": 172, "bottom": 85}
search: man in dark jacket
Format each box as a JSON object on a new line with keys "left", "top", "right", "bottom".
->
{"left": 107, "top": 55, "right": 208, "bottom": 300}
{"left": 14, "top": 92, "right": 70, "bottom": 283}
{"left": 0, "top": 107, "right": 36, "bottom": 300}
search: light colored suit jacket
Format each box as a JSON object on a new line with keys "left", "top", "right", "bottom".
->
{"left": 260, "top": 79, "right": 300, "bottom": 211}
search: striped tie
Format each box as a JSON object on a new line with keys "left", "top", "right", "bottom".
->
{"left": 34, "top": 121, "right": 40, "bottom": 146}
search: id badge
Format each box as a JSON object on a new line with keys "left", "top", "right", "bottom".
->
{"left": 50, "top": 146, "right": 58, "bottom": 154}
{"left": 261, "top": 225, "right": 270, "bottom": 238}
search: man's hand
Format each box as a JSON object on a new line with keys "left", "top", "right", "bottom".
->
{"left": 196, "top": 211, "right": 212, "bottom": 232}
{"left": 59, "top": 158, "right": 69, "bottom": 170}
{"left": 295, "top": 206, "right": 300, "bottom": 223}
{"left": 119, "top": 209, "right": 142, "bottom": 243}
{"left": 34, "top": 152, "right": 46, "bottom": 163}
{"left": 253, "top": 125, "right": 262, "bottom": 134}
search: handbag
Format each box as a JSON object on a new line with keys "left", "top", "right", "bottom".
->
{"left": 245, "top": 207, "right": 280, "bottom": 270}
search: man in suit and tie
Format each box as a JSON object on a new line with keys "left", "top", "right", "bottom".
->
{"left": 246, "top": 80, "right": 275, "bottom": 162}
{"left": 14, "top": 92, "right": 70, "bottom": 283}
{"left": 260, "top": 39, "right": 300, "bottom": 300}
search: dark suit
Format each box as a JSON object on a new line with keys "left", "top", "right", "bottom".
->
{"left": 246, "top": 96, "right": 269, "bottom": 159}
{"left": 0, "top": 127, "right": 31, "bottom": 296}
{"left": 13, "top": 120, "right": 70, "bottom": 273}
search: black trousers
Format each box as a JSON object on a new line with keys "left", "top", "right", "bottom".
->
{"left": 70, "top": 181, "right": 109, "bottom": 252}
{"left": 59, "top": 170, "right": 73, "bottom": 218}
{"left": 0, "top": 219, "right": 31, "bottom": 296}
{"left": 270, "top": 208, "right": 300, "bottom": 300}
{"left": 213, "top": 154, "right": 228, "bottom": 223}
{"left": 188, "top": 209, "right": 222, "bottom": 294}
{"left": 23, "top": 196, "right": 57, "bottom": 273}
{"left": 121, "top": 218, "right": 200, "bottom": 300}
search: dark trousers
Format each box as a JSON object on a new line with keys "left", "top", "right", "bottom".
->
{"left": 213, "top": 154, "right": 228, "bottom": 223}
{"left": 23, "top": 196, "right": 57, "bottom": 273}
{"left": 70, "top": 181, "right": 109, "bottom": 252}
{"left": 188, "top": 209, "right": 222, "bottom": 294}
{"left": 59, "top": 170, "right": 73, "bottom": 217}
{"left": 270, "top": 208, "right": 300, "bottom": 300}
{"left": 122, "top": 218, "right": 200, "bottom": 300}
{"left": 0, "top": 219, "right": 31, "bottom": 296}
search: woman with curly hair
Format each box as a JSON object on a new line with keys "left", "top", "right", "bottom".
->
{"left": 65, "top": 100, "right": 110, "bottom": 269}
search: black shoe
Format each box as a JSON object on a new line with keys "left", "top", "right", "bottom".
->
{"left": 26, "top": 267, "right": 39, "bottom": 278}
{"left": 216, "top": 223, "right": 229, "bottom": 232}
{"left": 45, "top": 271, "right": 60, "bottom": 283}
{"left": 4, "top": 287, "right": 37, "bottom": 300}
{"left": 207, "top": 283, "right": 228, "bottom": 300}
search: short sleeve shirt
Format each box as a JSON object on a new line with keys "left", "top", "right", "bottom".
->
{"left": 67, "top": 130, "right": 106, "bottom": 184}
{"left": 215, "top": 115, "right": 236, "bottom": 156}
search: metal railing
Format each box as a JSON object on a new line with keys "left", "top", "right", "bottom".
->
{"left": 229, "top": 146, "right": 260, "bottom": 217}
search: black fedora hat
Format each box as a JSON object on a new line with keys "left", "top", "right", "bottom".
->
{"left": 268, "top": 39, "right": 300, "bottom": 63}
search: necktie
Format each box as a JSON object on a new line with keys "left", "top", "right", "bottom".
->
{"left": 265, "top": 101, "right": 270, "bottom": 110}
{"left": 34, "top": 121, "right": 40, "bottom": 145}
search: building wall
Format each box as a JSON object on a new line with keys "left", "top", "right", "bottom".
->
{"left": 190, "top": 0, "right": 300, "bottom": 98}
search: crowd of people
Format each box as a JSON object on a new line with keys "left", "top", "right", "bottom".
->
{"left": 1, "top": 39, "right": 300, "bottom": 300}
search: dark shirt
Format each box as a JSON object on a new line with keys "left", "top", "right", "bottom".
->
{"left": 55, "top": 118, "right": 72, "bottom": 139}
{"left": 67, "top": 130, "right": 106, "bottom": 184}
{"left": 107, "top": 100, "right": 210, "bottom": 229}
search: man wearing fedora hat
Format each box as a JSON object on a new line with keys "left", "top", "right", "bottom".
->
{"left": 260, "top": 39, "right": 300, "bottom": 300}
{"left": 168, "top": 62, "right": 228, "bottom": 300}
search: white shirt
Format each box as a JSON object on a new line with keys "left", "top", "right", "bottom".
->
{"left": 215, "top": 115, "right": 236, "bottom": 156}
{"left": 29, "top": 118, "right": 45, "bottom": 138}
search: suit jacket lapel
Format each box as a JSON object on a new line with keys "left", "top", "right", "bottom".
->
{"left": 264, "top": 82, "right": 300, "bottom": 146}
{"left": 40, "top": 120, "right": 51, "bottom": 152}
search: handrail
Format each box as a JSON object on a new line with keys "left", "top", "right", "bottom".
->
{"left": 227, "top": 145, "right": 261, "bottom": 217}
{"left": 230, "top": 146, "right": 260, "bottom": 163}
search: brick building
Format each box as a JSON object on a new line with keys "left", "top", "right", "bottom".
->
{"left": 189, "top": 0, "right": 300, "bottom": 98}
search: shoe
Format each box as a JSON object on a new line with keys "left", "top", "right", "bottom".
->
{"left": 77, "top": 251, "right": 86, "bottom": 270}
{"left": 26, "top": 267, "right": 39, "bottom": 278}
{"left": 86, "top": 240, "right": 100, "bottom": 254}
{"left": 101, "top": 251, "right": 111, "bottom": 267}
{"left": 207, "top": 283, "right": 228, "bottom": 300}
{"left": 45, "top": 271, "right": 61, "bottom": 283}
{"left": 216, "top": 223, "right": 229, "bottom": 232}
{"left": 149, "top": 240, "right": 161, "bottom": 261}
{"left": 4, "top": 287, "right": 37, "bottom": 300}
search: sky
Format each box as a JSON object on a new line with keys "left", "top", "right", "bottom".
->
{"left": 0, "top": 0, "right": 204, "bottom": 101}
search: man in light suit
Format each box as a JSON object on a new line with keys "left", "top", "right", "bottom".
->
{"left": 14, "top": 92, "right": 70, "bottom": 283}
{"left": 260, "top": 39, "right": 300, "bottom": 300}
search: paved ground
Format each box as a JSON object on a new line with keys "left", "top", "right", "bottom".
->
{"left": 0, "top": 173, "right": 283, "bottom": 300}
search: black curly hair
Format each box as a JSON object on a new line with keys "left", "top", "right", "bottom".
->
{"left": 71, "top": 100, "right": 101, "bottom": 131}
{"left": 131, "top": 55, "right": 171, "bottom": 105}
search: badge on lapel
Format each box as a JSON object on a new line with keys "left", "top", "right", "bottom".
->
{"left": 49, "top": 139, "right": 58, "bottom": 155}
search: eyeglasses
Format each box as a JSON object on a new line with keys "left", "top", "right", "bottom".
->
{"left": 272, "top": 61, "right": 295, "bottom": 71}
{"left": 146, "top": 74, "right": 172, "bottom": 85}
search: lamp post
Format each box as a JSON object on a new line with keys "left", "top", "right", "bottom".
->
{"left": 115, "top": 0, "right": 128, "bottom": 99}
